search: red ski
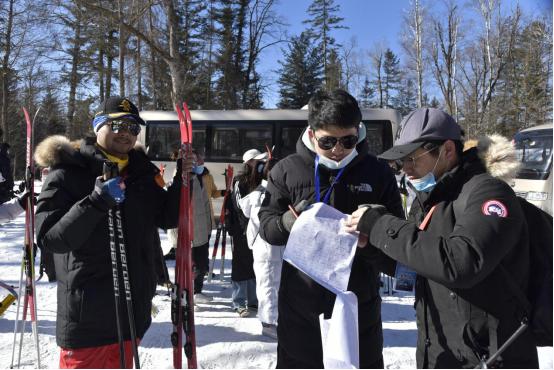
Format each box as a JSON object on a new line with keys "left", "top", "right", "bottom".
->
{"left": 171, "top": 102, "right": 197, "bottom": 369}
{"left": 11, "top": 107, "right": 41, "bottom": 368}
{"left": 207, "top": 164, "right": 233, "bottom": 283}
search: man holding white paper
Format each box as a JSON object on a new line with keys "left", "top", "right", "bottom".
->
{"left": 259, "top": 89, "right": 403, "bottom": 368}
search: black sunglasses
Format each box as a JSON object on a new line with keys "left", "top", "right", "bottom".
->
{"left": 314, "top": 134, "right": 358, "bottom": 150}
{"left": 110, "top": 119, "right": 141, "bottom": 136}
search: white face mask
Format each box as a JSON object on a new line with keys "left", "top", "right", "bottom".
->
{"left": 317, "top": 149, "right": 358, "bottom": 170}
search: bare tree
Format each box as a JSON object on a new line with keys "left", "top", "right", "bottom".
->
{"left": 401, "top": 0, "right": 425, "bottom": 108}
{"left": 77, "top": 0, "right": 190, "bottom": 106}
{"left": 369, "top": 45, "right": 385, "bottom": 108}
{"left": 476, "top": 0, "right": 520, "bottom": 128}
{"left": 428, "top": 0, "right": 459, "bottom": 117}
{"left": 242, "top": 0, "right": 285, "bottom": 107}
{"left": 339, "top": 36, "right": 365, "bottom": 94}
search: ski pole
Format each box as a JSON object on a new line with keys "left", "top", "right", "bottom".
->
{"left": 104, "top": 162, "right": 126, "bottom": 368}
{"left": 105, "top": 161, "right": 141, "bottom": 368}
{"left": 10, "top": 250, "right": 25, "bottom": 369}
{"left": 219, "top": 225, "right": 227, "bottom": 281}
{"left": 114, "top": 206, "right": 141, "bottom": 368}
{"left": 476, "top": 320, "right": 529, "bottom": 369}
{"left": 207, "top": 224, "right": 222, "bottom": 283}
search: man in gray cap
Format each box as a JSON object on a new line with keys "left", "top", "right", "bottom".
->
{"left": 345, "top": 107, "right": 538, "bottom": 368}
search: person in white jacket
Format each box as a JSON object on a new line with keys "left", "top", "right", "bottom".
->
{"left": 0, "top": 192, "right": 33, "bottom": 224}
{"left": 238, "top": 157, "right": 283, "bottom": 339}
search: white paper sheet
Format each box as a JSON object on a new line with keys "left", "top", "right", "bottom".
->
{"left": 283, "top": 202, "right": 360, "bottom": 368}
{"left": 283, "top": 202, "right": 358, "bottom": 294}
{"left": 319, "top": 292, "right": 359, "bottom": 369}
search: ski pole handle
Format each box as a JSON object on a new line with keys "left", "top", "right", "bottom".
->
{"left": 103, "top": 161, "right": 119, "bottom": 181}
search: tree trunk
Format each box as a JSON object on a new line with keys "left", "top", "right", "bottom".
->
{"left": 106, "top": 30, "right": 115, "bottom": 98}
{"left": 136, "top": 37, "right": 142, "bottom": 109}
{"left": 414, "top": 0, "right": 424, "bottom": 108}
{"left": 118, "top": 0, "right": 125, "bottom": 96}
{"left": 1, "top": 0, "right": 15, "bottom": 142}
{"left": 66, "top": 20, "right": 82, "bottom": 137}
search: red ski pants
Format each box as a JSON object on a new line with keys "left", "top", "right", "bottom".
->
{"left": 59, "top": 340, "right": 140, "bottom": 369}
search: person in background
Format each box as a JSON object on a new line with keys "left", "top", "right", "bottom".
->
{"left": 34, "top": 96, "right": 191, "bottom": 368}
{"left": 345, "top": 108, "right": 538, "bottom": 368}
{"left": 258, "top": 89, "right": 403, "bottom": 368}
{"left": 165, "top": 150, "right": 213, "bottom": 306}
{"left": 0, "top": 191, "right": 34, "bottom": 224}
{"left": 198, "top": 154, "right": 223, "bottom": 236}
{"left": 238, "top": 156, "right": 282, "bottom": 339}
{"left": 226, "top": 149, "right": 267, "bottom": 317}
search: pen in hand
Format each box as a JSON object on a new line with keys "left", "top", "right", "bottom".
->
{"left": 288, "top": 204, "right": 299, "bottom": 219}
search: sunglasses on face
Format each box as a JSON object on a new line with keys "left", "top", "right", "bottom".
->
{"left": 109, "top": 119, "right": 141, "bottom": 136}
{"left": 314, "top": 134, "right": 358, "bottom": 150}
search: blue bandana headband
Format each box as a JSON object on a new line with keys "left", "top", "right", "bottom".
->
{"left": 92, "top": 115, "right": 110, "bottom": 133}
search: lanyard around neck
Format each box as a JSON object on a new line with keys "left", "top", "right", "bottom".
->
{"left": 314, "top": 155, "right": 346, "bottom": 204}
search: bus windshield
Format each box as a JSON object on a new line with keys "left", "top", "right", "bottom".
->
{"left": 514, "top": 128, "right": 552, "bottom": 180}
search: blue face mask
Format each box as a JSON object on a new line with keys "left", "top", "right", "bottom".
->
{"left": 408, "top": 146, "right": 443, "bottom": 193}
{"left": 409, "top": 172, "right": 437, "bottom": 192}
{"left": 193, "top": 165, "right": 205, "bottom": 175}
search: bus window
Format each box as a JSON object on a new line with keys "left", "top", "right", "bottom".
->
{"left": 364, "top": 121, "right": 392, "bottom": 155}
{"left": 514, "top": 129, "right": 553, "bottom": 180}
{"left": 145, "top": 122, "right": 180, "bottom": 160}
{"left": 212, "top": 128, "right": 240, "bottom": 160}
{"left": 211, "top": 124, "right": 272, "bottom": 161}
{"left": 280, "top": 126, "right": 304, "bottom": 158}
{"left": 192, "top": 129, "right": 207, "bottom": 155}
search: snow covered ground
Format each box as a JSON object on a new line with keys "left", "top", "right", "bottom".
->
{"left": 0, "top": 185, "right": 552, "bottom": 368}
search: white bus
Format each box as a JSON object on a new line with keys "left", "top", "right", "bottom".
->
{"left": 512, "top": 123, "right": 553, "bottom": 215}
{"left": 138, "top": 109, "right": 402, "bottom": 190}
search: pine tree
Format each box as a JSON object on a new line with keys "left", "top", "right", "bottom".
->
{"left": 382, "top": 48, "right": 401, "bottom": 108}
{"left": 394, "top": 77, "right": 417, "bottom": 116}
{"left": 429, "top": 96, "right": 440, "bottom": 108}
{"left": 214, "top": 0, "right": 242, "bottom": 109}
{"left": 358, "top": 77, "right": 375, "bottom": 108}
{"left": 277, "top": 32, "right": 323, "bottom": 108}
{"left": 303, "top": 0, "right": 347, "bottom": 90}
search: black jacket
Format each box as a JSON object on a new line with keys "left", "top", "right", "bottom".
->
{"left": 226, "top": 177, "right": 256, "bottom": 282}
{"left": 365, "top": 147, "right": 539, "bottom": 368}
{"left": 259, "top": 130, "right": 403, "bottom": 368}
{"left": 35, "top": 136, "right": 181, "bottom": 349}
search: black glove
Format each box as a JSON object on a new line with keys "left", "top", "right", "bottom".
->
{"left": 17, "top": 191, "right": 37, "bottom": 210}
{"left": 357, "top": 204, "right": 388, "bottom": 235}
{"left": 176, "top": 157, "right": 183, "bottom": 175}
{"left": 280, "top": 200, "right": 310, "bottom": 233}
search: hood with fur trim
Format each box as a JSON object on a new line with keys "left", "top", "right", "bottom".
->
{"left": 34, "top": 135, "right": 81, "bottom": 168}
{"left": 464, "top": 134, "right": 520, "bottom": 182}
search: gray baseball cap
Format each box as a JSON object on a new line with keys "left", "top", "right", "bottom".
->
{"left": 379, "top": 108, "right": 461, "bottom": 161}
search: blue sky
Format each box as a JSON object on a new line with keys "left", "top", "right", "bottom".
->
{"left": 259, "top": 0, "right": 552, "bottom": 108}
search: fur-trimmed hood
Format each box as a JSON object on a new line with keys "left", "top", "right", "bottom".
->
{"left": 464, "top": 134, "right": 520, "bottom": 182}
{"left": 34, "top": 135, "right": 81, "bottom": 168}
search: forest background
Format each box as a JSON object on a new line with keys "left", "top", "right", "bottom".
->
{"left": 0, "top": 0, "right": 551, "bottom": 178}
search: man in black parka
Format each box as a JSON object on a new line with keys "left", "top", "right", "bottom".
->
{"left": 34, "top": 97, "right": 191, "bottom": 368}
{"left": 346, "top": 108, "right": 539, "bottom": 368}
{"left": 258, "top": 89, "right": 403, "bottom": 368}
